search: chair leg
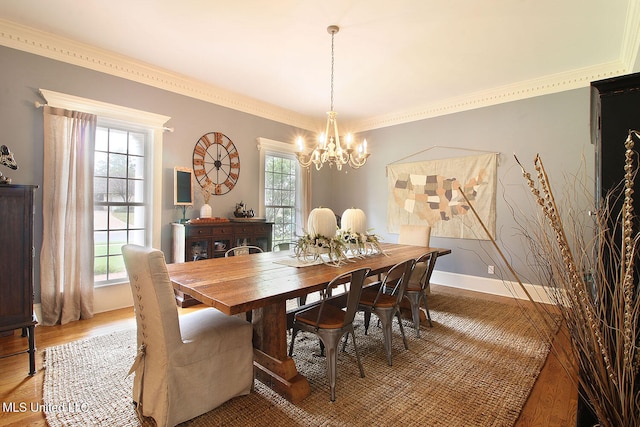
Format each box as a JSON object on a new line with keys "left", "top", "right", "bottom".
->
{"left": 376, "top": 309, "right": 395, "bottom": 366}
{"left": 349, "top": 329, "right": 365, "bottom": 378}
{"left": 317, "top": 330, "right": 342, "bottom": 402}
{"left": 422, "top": 292, "right": 433, "bottom": 327}
{"left": 405, "top": 293, "right": 422, "bottom": 338}
{"left": 395, "top": 309, "right": 409, "bottom": 350}
{"left": 288, "top": 327, "right": 298, "bottom": 356}
{"left": 363, "top": 310, "right": 371, "bottom": 335}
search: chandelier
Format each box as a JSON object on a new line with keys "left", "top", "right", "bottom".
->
{"left": 295, "top": 25, "right": 370, "bottom": 171}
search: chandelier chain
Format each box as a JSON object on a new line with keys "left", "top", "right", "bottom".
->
{"left": 330, "top": 30, "right": 335, "bottom": 112}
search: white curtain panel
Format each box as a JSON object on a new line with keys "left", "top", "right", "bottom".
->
{"left": 40, "top": 106, "right": 97, "bottom": 325}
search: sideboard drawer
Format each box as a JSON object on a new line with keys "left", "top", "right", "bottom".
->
{"left": 186, "top": 226, "right": 214, "bottom": 237}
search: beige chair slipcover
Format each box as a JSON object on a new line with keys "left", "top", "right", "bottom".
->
{"left": 122, "top": 244, "right": 254, "bottom": 427}
{"left": 398, "top": 224, "right": 432, "bottom": 289}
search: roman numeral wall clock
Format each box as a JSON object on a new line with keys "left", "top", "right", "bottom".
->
{"left": 192, "top": 132, "right": 240, "bottom": 195}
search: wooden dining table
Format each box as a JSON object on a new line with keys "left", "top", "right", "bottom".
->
{"left": 166, "top": 242, "right": 451, "bottom": 403}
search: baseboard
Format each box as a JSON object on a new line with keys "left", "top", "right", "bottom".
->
{"left": 431, "top": 271, "right": 552, "bottom": 304}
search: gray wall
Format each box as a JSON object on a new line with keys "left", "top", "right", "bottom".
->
{"left": 320, "top": 89, "right": 595, "bottom": 283}
{"left": 1, "top": 44, "right": 595, "bottom": 301}
{"left": 0, "top": 45, "right": 301, "bottom": 301}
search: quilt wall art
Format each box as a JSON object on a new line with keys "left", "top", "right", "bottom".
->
{"left": 387, "top": 153, "right": 497, "bottom": 240}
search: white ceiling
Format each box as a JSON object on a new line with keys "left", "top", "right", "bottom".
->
{"left": 0, "top": 0, "right": 639, "bottom": 132}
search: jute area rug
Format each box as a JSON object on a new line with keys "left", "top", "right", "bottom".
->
{"left": 43, "top": 292, "right": 555, "bottom": 427}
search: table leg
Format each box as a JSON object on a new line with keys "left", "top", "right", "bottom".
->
{"left": 251, "top": 300, "right": 310, "bottom": 403}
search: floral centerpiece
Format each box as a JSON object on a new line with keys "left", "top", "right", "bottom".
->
{"left": 295, "top": 207, "right": 347, "bottom": 266}
{"left": 338, "top": 208, "right": 383, "bottom": 255}
{"left": 295, "top": 207, "right": 384, "bottom": 266}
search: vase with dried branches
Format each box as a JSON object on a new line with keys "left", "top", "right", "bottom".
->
{"left": 200, "top": 180, "right": 214, "bottom": 218}
{"left": 461, "top": 130, "right": 640, "bottom": 427}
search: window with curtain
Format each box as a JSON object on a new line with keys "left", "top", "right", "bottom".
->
{"left": 265, "top": 153, "right": 298, "bottom": 247}
{"left": 93, "top": 124, "right": 150, "bottom": 285}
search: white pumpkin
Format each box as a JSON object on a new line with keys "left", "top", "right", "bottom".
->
{"left": 341, "top": 208, "right": 367, "bottom": 234}
{"left": 307, "top": 207, "right": 337, "bottom": 238}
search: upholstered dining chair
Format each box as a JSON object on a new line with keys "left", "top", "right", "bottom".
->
{"left": 398, "top": 224, "right": 431, "bottom": 247}
{"left": 289, "top": 267, "right": 371, "bottom": 401}
{"left": 359, "top": 258, "right": 416, "bottom": 366}
{"left": 122, "top": 245, "right": 254, "bottom": 427}
{"left": 225, "top": 245, "right": 264, "bottom": 257}
{"left": 404, "top": 251, "right": 439, "bottom": 337}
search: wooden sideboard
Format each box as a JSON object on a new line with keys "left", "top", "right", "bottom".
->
{"left": 171, "top": 220, "right": 273, "bottom": 306}
{"left": 0, "top": 185, "right": 38, "bottom": 375}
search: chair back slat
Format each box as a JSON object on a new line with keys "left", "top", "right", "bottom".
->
{"left": 374, "top": 258, "right": 416, "bottom": 306}
{"left": 313, "top": 267, "right": 371, "bottom": 328}
{"left": 415, "top": 251, "right": 439, "bottom": 291}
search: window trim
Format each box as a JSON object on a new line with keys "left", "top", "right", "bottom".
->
{"left": 40, "top": 89, "right": 170, "bottom": 259}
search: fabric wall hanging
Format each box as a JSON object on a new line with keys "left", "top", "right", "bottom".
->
{"left": 387, "top": 152, "right": 497, "bottom": 240}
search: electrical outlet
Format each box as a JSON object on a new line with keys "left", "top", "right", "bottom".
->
{"left": 487, "top": 265, "right": 494, "bottom": 274}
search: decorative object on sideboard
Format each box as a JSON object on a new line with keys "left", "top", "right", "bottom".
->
{"left": 200, "top": 179, "right": 215, "bottom": 218}
{"left": 233, "top": 201, "right": 254, "bottom": 218}
{"left": 0, "top": 145, "right": 18, "bottom": 184}
{"left": 294, "top": 25, "right": 370, "bottom": 171}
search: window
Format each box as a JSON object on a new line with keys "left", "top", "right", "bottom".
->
{"left": 93, "top": 124, "right": 150, "bottom": 284}
{"left": 257, "top": 137, "right": 309, "bottom": 249}
{"left": 265, "top": 154, "right": 297, "bottom": 246}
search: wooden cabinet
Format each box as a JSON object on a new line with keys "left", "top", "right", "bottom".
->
{"left": 587, "top": 72, "right": 640, "bottom": 427}
{"left": 171, "top": 220, "right": 273, "bottom": 306}
{"left": 0, "top": 185, "right": 37, "bottom": 375}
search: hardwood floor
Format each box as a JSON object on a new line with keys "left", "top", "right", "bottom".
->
{"left": 0, "top": 286, "right": 577, "bottom": 426}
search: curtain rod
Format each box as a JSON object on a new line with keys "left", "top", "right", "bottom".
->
{"left": 34, "top": 101, "right": 175, "bottom": 133}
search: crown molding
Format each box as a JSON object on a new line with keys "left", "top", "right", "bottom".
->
{"left": 1, "top": 16, "right": 638, "bottom": 134}
{"left": 350, "top": 61, "right": 629, "bottom": 132}
{"left": 0, "top": 18, "right": 316, "bottom": 131}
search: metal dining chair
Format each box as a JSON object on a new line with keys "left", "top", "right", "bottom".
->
{"left": 359, "top": 258, "right": 416, "bottom": 366}
{"left": 404, "top": 251, "right": 439, "bottom": 337}
{"left": 224, "top": 245, "right": 264, "bottom": 257}
{"left": 289, "top": 267, "right": 371, "bottom": 401}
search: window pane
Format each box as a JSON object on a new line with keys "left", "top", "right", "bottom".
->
{"left": 128, "top": 155, "right": 144, "bottom": 179}
{"left": 128, "top": 229, "right": 145, "bottom": 246}
{"left": 94, "top": 151, "right": 108, "bottom": 176}
{"left": 107, "top": 178, "right": 127, "bottom": 202}
{"left": 129, "top": 132, "right": 145, "bottom": 156}
{"left": 108, "top": 230, "right": 127, "bottom": 253}
{"left": 109, "top": 153, "right": 128, "bottom": 178}
{"left": 94, "top": 177, "right": 107, "bottom": 202}
{"left": 128, "top": 205, "right": 146, "bottom": 228}
{"left": 95, "top": 128, "right": 109, "bottom": 151}
{"left": 110, "top": 129, "right": 128, "bottom": 154}
{"left": 106, "top": 254, "right": 127, "bottom": 280}
{"left": 128, "top": 180, "right": 144, "bottom": 203}
{"left": 109, "top": 207, "right": 128, "bottom": 230}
